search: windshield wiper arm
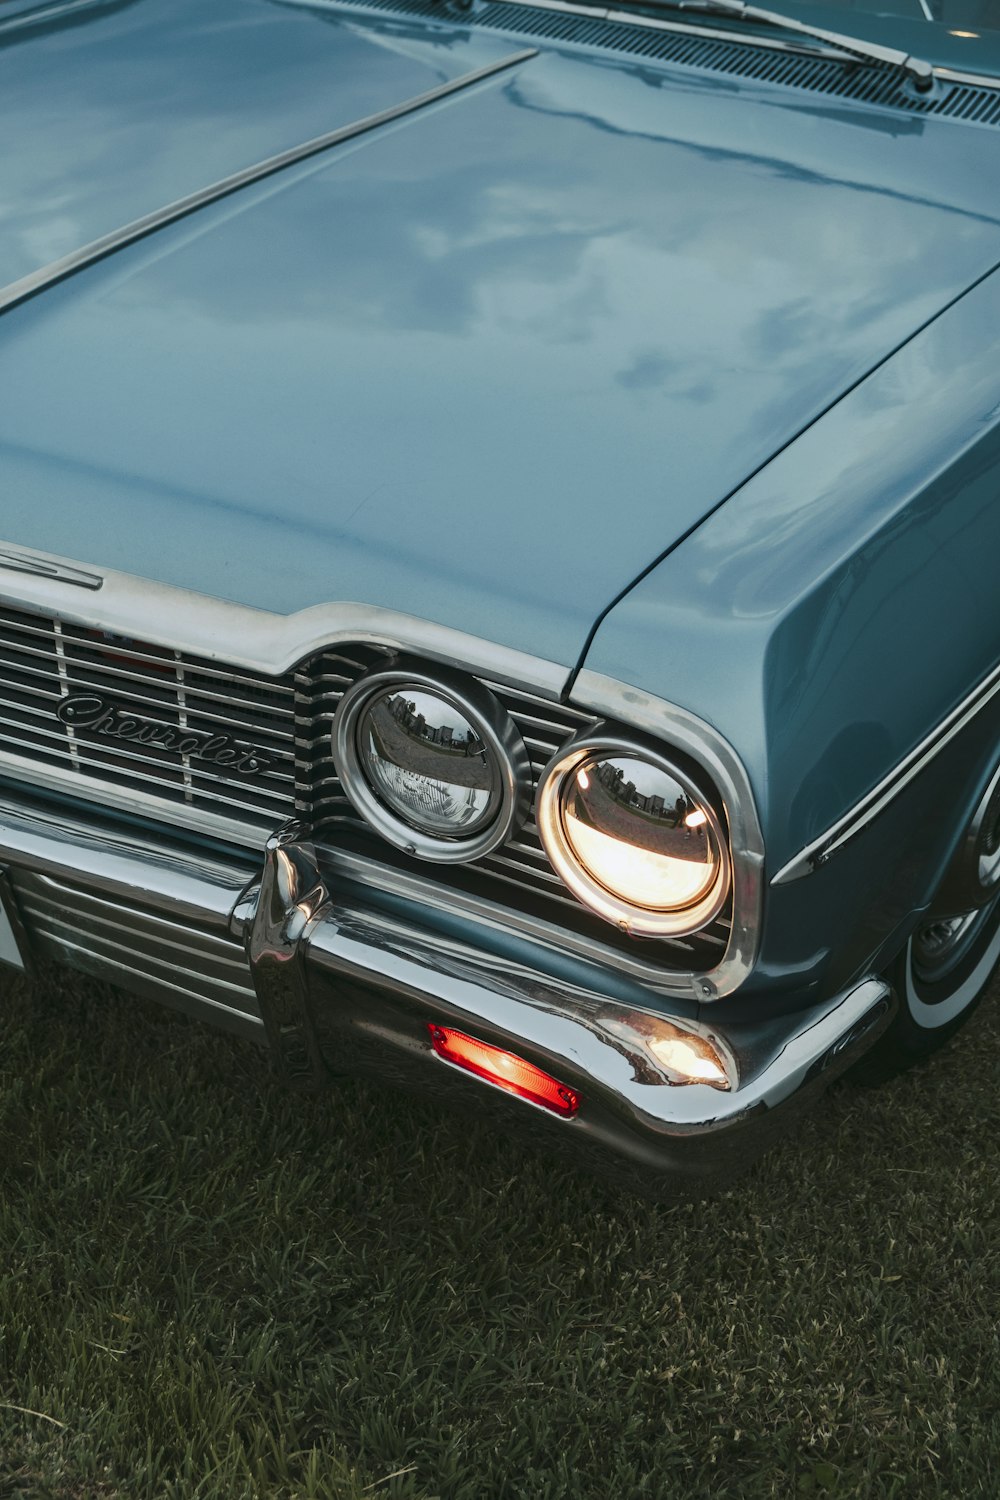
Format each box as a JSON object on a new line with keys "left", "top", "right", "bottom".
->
{"left": 639, "top": 0, "right": 936, "bottom": 92}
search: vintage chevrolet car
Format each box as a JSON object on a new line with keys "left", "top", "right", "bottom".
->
{"left": 2, "top": 0, "right": 1000, "bottom": 1194}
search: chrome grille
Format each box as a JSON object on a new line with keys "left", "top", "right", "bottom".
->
{"left": 0, "top": 606, "right": 731, "bottom": 971}
{"left": 293, "top": 643, "right": 391, "bottom": 831}
{"left": 295, "top": 649, "right": 595, "bottom": 899}
{"left": 13, "top": 870, "right": 259, "bottom": 1026}
{"left": 0, "top": 605, "right": 297, "bottom": 832}
{"left": 476, "top": 682, "right": 603, "bottom": 906}
{"left": 294, "top": 649, "right": 732, "bottom": 966}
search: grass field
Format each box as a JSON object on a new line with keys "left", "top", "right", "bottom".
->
{"left": 1, "top": 966, "right": 998, "bottom": 1499}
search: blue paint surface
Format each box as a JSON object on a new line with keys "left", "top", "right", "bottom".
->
{"left": 2, "top": 0, "right": 999, "bottom": 677}
{"left": 586, "top": 269, "right": 1000, "bottom": 868}
{"left": 0, "top": 0, "right": 506, "bottom": 283}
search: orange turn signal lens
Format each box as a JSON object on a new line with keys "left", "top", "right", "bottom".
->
{"left": 427, "top": 1025, "right": 580, "bottom": 1117}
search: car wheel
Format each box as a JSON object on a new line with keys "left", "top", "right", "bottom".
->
{"left": 854, "top": 893, "right": 1000, "bottom": 1084}
{"left": 856, "top": 766, "right": 1000, "bottom": 1084}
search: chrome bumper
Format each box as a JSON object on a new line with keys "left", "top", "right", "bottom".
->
{"left": 0, "top": 791, "right": 895, "bottom": 1186}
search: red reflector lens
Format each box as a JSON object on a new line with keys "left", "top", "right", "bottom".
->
{"left": 427, "top": 1025, "right": 580, "bottom": 1117}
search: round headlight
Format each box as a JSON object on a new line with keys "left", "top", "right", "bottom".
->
{"left": 357, "top": 687, "right": 498, "bottom": 837}
{"left": 536, "top": 739, "right": 729, "bottom": 937}
{"left": 332, "top": 665, "right": 529, "bottom": 863}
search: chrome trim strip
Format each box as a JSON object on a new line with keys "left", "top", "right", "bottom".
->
{"left": 25, "top": 910, "right": 253, "bottom": 998}
{"left": 569, "top": 669, "right": 765, "bottom": 999}
{"left": 0, "top": 753, "right": 275, "bottom": 848}
{"left": 0, "top": 548, "right": 102, "bottom": 589}
{"left": 772, "top": 656, "right": 1000, "bottom": 885}
{"left": 21, "top": 876, "right": 250, "bottom": 966}
{"left": 31, "top": 925, "right": 257, "bottom": 1028}
{"left": 0, "top": 49, "right": 538, "bottom": 318}
{"left": 51, "top": 620, "right": 80, "bottom": 772}
{"left": 0, "top": 791, "right": 259, "bottom": 928}
{"left": 0, "top": 0, "right": 106, "bottom": 36}
{"left": 173, "top": 652, "right": 196, "bottom": 804}
{"left": 0, "top": 543, "right": 569, "bottom": 695}
{"left": 934, "top": 65, "right": 1000, "bottom": 90}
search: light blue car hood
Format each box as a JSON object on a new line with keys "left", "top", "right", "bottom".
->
{"left": 2, "top": 0, "right": 1000, "bottom": 668}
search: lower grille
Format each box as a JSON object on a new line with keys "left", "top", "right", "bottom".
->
{"left": 0, "top": 605, "right": 297, "bottom": 833}
{"left": 13, "top": 870, "right": 259, "bottom": 1025}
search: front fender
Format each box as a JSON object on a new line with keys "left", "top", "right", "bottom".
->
{"left": 579, "top": 262, "right": 1000, "bottom": 1010}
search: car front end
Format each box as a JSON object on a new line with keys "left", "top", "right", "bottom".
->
{"left": 0, "top": 557, "right": 895, "bottom": 1194}
{"left": 3, "top": 0, "right": 1000, "bottom": 1193}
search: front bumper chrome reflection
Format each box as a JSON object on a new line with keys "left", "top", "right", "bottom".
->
{"left": 0, "top": 796, "right": 894, "bottom": 1181}
{"left": 236, "top": 824, "right": 892, "bottom": 1173}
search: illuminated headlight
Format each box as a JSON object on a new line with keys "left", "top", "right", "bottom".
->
{"left": 332, "top": 665, "right": 529, "bottom": 862}
{"left": 536, "top": 739, "right": 730, "bottom": 937}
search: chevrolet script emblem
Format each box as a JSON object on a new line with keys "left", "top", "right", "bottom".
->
{"left": 56, "top": 693, "right": 273, "bottom": 776}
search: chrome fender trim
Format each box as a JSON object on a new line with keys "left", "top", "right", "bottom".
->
{"left": 773, "top": 653, "right": 1000, "bottom": 885}
{"left": 570, "top": 669, "right": 765, "bottom": 1000}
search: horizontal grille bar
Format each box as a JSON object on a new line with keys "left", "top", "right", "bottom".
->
{"left": 0, "top": 694, "right": 294, "bottom": 776}
{"left": 23, "top": 882, "right": 250, "bottom": 968}
{"left": 0, "top": 604, "right": 298, "bottom": 834}
{"left": 14, "top": 871, "right": 258, "bottom": 1020}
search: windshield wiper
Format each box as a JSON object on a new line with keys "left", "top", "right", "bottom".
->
{"left": 641, "top": 0, "right": 935, "bottom": 91}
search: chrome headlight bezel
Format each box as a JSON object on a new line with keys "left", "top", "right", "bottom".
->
{"left": 535, "top": 731, "right": 731, "bottom": 938}
{"left": 331, "top": 663, "right": 530, "bottom": 863}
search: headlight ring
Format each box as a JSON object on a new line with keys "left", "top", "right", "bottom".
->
{"left": 536, "top": 734, "right": 731, "bottom": 938}
{"left": 331, "top": 663, "right": 530, "bottom": 863}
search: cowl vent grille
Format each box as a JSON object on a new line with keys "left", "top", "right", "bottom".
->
{"left": 340, "top": 0, "right": 1000, "bottom": 128}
